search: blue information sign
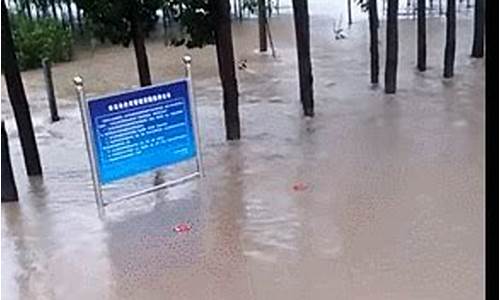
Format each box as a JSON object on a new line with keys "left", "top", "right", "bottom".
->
{"left": 87, "top": 79, "right": 197, "bottom": 184}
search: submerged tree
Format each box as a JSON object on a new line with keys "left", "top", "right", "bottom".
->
{"left": 1, "top": 0, "right": 43, "bottom": 176}
{"left": 213, "top": 0, "right": 241, "bottom": 139}
{"left": 358, "top": 0, "right": 380, "bottom": 84}
{"left": 347, "top": 0, "right": 352, "bottom": 26}
{"left": 258, "top": 0, "right": 267, "bottom": 51}
{"left": 166, "top": 0, "right": 241, "bottom": 140}
{"left": 49, "top": 0, "right": 57, "bottom": 19}
{"left": 368, "top": 0, "right": 379, "bottom": 84}
{"left": 443, "top": 0, "right": 456, "bottom": 78}
{"left": 417, "top": 0, "right": 426, "bottom": 71}
{"left": 471, "top": 0, "right": 484, "bottom": 58}
{"left": 292, "top": 0, "right": 314, "bottom": 116}
{"left": 64, "top": 0, "right": 74, "bottom": 31}
{"left": 384, "top": 0, "right": 398, "bottom": 93}
{"left": 76, "top": 0, "right": 162, "bottom": 86}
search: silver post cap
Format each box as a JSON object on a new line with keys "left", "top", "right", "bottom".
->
{"left": 73, "top": 76, "right": 83, "bottom": 87}
{"left": 182, "top": 55, "right": 192, "bottom": 65}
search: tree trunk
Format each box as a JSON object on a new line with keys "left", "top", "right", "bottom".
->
{"left": 417, "top": 0, "right": 426, "bottom": 71}
{"left": 471, "top": 0, "right": 484, "bottom": 57}
{"left": 258, "top": 0, "right": 267, "bottom": 52}
{"left": 443, "top": 0, "right": 455, "bottom": 78}
{"left": 2, "top": 122, "right": 19, "bottom": 202}
{"left": 368, "top": 0, "right": 379, "bottom": 84}
{"left": 384, "top": 0, "right": 398, "bottom": 94}
{"left": 131, "top": 18, "right": 152, "bottom": 87}
{"left": 212, "top": 0, "right": 241, "bottom": 140}
{"left": 292, "top": 0, "right": 314, "bottom": 116}
{"left": 58, "top": 1, "right": 66, "bottom": 27}
{"left": 237, "top": 0, "right": 242, "bottom": 20}
{"left": 40, "top": 0, "right": 49, "bottom": 17}
{"left": 1, "top": 0, "right": 43, "bottom": 176}
{"left": 65, "top": 0, "right": 74, "bottom": 31}
{"left": 49, "top": 0, "right": 57, "bottom": 19}
{"left": 347, "top": 0, "right": 353, "bottom": 25}
{"left": 162, "top": 6, "right": 167, "bottom": 29}
{"left": 76, "top": 4, "right": 83, "bottom": 34}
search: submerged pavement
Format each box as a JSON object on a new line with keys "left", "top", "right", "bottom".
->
{"left": 1, "top": 10, "right": 484, "bottom": 300}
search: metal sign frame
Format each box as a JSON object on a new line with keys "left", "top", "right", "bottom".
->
{"left": 74, "top": 56, "right": 204, "bottom": 216}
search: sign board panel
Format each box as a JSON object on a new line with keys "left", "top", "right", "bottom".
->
{"left": 87, "top": 79, "right": 197, "bottom": 184}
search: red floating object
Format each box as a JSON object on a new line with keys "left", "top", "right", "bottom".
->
{"left": 293, "top": 182, "right": 308, "bottom": 191}
{"left": 173, "top": 223, "right": 192, "bottom": 233}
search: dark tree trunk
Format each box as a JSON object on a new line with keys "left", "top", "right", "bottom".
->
{"left": 212, "top": 0, "right": 241, "bottom": 140}
{"left": 347, "top": 0, "right": 353, "bottom": 25}
{"left": 65, "top": 0, "right": 74, "bottom": 31}
{"left": 368, "top": 0, "right": 379, "bottom": 84}
{"left": 49, "top": 0, "right": 57, "bottom": 19}
{"left": 76, "top": 4, "right": 83, "bottom": 34}
{"left": 2, "top": 122, "right": 18, "bottom": 202}
{"left": 40, "top": 0, "right": 49, "bottom": 17}
{"left": 258, "top": 0, "right": 267, "bottom": 52}
{"left": 267, "top": 0, "right": 272, "bottom": 16}
{"left": 58, "top": 1, "right": 67, "bottom": 27}
{"left": 471, "top": 0, "right": 484, "bottom": 57}
{"left": 384, "top": 0, "right": 398, "bottom": 94}
{"left": 237, "top": 0, "right": 242, "bottom": 20}
{"left": 131, "top": 18, "right": 152, "bottom": 87}
{"left": 417, "top": 0, "right": 426, "bottom": 71}
{"left": 233, "top": 0, "right": 237, "bottom": 18}
{"left": 1, "top": 0, "right": 43, "bottom": 176}
{"left": 162, "top": 6, "right": 167, "bottom": 29}
{"left": 292, "top": 0, "right": 314, "bottom": 116}
{"left": 443, "top": 0, "right": 456, "bottom": 78}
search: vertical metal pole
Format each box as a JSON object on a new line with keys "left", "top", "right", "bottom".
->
{"left": 182, "top": 55, "right": 204, "bottom": 177}
{"left": 42, "top": 58, "right": 60, "bottom": 122}
{"left": 73, "top": 76, "right": 105, "bottom": 217}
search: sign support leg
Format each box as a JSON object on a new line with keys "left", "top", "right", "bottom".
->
{"left": 74, "top": 76, "right": 105, "bottom": 217}
{"left": 182, "top": 55, "right": 205, "bottom": 177}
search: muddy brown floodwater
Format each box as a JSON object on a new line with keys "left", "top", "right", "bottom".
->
{"left": 1, "top": 5, "right": 483, "bottom": 300}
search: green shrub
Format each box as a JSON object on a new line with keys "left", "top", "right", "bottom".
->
{"left": 10, "top": 14, "right": 73, "bottom": 70}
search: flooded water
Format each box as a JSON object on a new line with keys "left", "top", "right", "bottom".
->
{"left": 1, "top": 3, "right": 483, "bottom": 300}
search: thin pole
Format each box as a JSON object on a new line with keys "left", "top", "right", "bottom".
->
{"left": 182, "top": 56, "right": 204, "bottom": 177}
{"left": 42, "top": 58, "right": 60, "bottom": 122}
{"left": 74, "top": 76, "right": 105, "bottom": 217}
